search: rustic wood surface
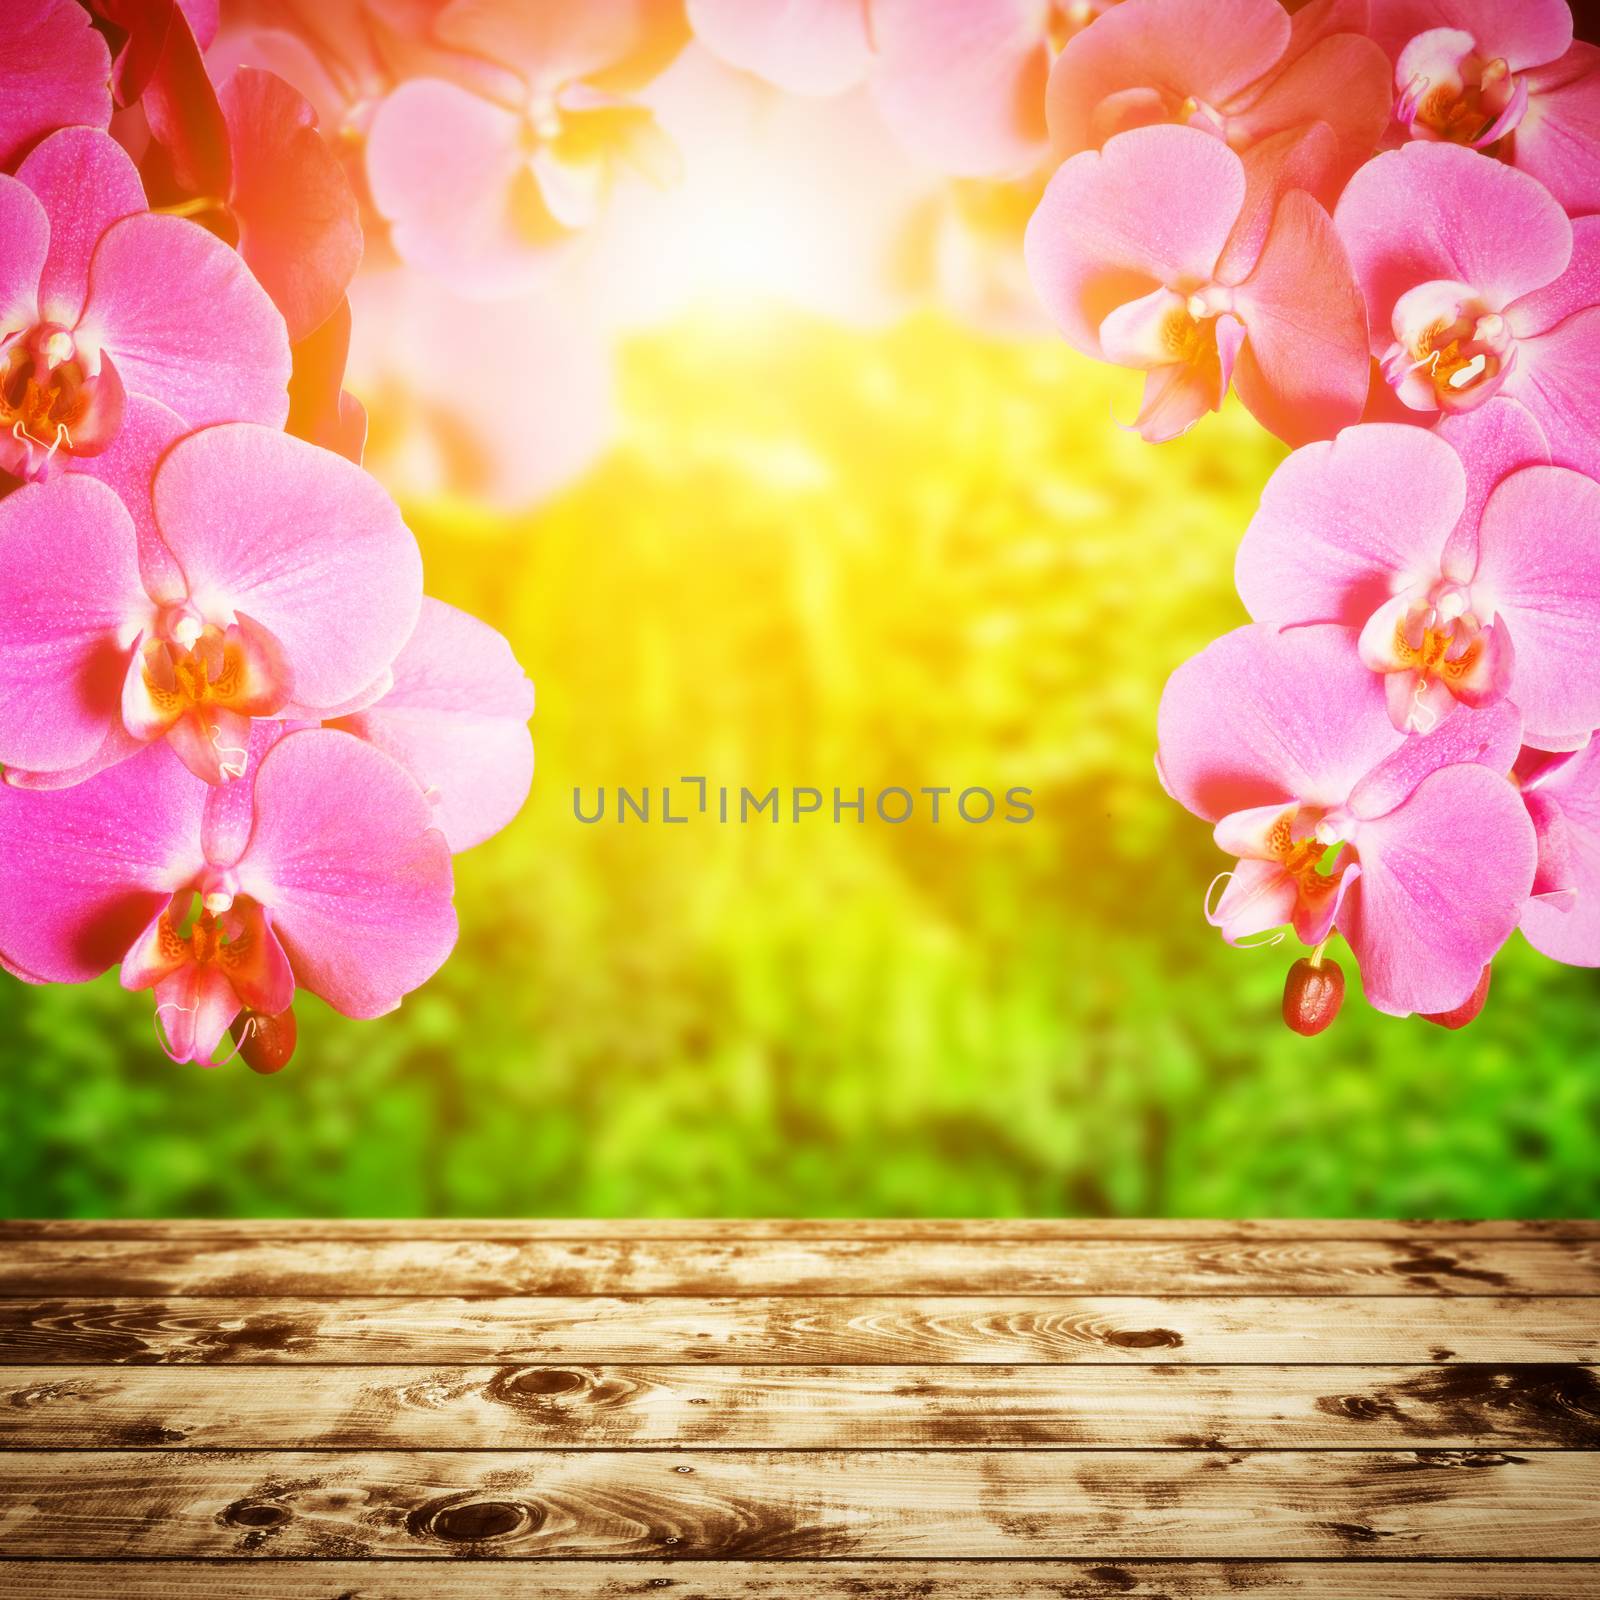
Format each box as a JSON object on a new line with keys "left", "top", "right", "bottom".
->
{"left": 0, "top": 1221, "right": 1595, "bottom": 1597}
{"left": 5, "top": 1294, "right": 1595, "bottom": 1365}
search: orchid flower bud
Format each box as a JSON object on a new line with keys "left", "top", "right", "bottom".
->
{"left": 1283, "top": 953, "right": 1344, "bottom": 1036}
{"left": 231, "top": 1007, "right": 298, "bottom": 1075}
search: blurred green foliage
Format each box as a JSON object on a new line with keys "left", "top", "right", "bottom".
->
{"left": 4, "top": 311, "right": 1598, "bottom": 1218}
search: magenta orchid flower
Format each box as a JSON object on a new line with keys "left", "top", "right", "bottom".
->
{"left": 365, "top": 0, "right": 688, "bottom": 294}
{"left": 0, "top": 0, "right": 113, "bottom": 169}
{"left": 1024, "top": 122, "right": 1368, "bottom": 444}
{"left": 1046, "top": 0, "right": 1393, "bottom": 187}
{"left": 1519, "top": 742, "right": 1600, "bottom": 968}
{"left": 332, "top": 596, "right": 536, "bottom": 853}
{"left": 1371, "top": 0, "right": 1600, "bottom": 214}
{"left": 0, "top": 423, "right": 421, "bottom": 787}
{"left": 1335, "top": 141, "right": 1600, "bottom": 480}
{"left": 1158, "top": 621, "right": 1535, "bottom": 1016}
{"left": 0, "top": 727, "right": 457, "bottom": 1064}
{"left": 0, "top": 125, "right": 290, "bottom": 523}
{"left": 1237, "top": 401, "right": 1600, "bottom": 749}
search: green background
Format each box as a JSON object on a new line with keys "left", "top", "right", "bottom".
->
{"left": 5, "top": 313, "right": 1597, "bottom": 1218}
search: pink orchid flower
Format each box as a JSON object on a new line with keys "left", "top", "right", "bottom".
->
{"left": 0, "top": 423, "right": 421, "bottom": 787}
{"left": 1371, "top": 0, "right": 1600, "bottom": 214}
{"left": 332, "top": 595, "right": 536, "bottom": 853}
{"left": 0, "top": 727, "right": 457, "bottom": 1064}
{"left": 1237, "top": 401, "right": 1600, "bottom": 749}
{"left": 0, "top": 125, "right": 290, "bottom": 528}
{"left": 1519, "top": 742, "right": 1600, "bottom": 968}
{"left": 365, "top": 0, "right": 688, "bottom": 294}
{"left": 1334, "top": 141, "right": 1600, "bottom": 480}
{"left": 1158, "top": 621, "right": 1535, "bottom": 1016}
{"left": 1024, "top": 122, "right": 1369, "bottom": 444}
{"left": 688, "top": 0, "right": 1117, "bottom": 179}
{"left": 1046, "top": 0, "right": 1394, "bottom": 187}
{"left": 0, "top": 0, "right": 113, "bottom": 169}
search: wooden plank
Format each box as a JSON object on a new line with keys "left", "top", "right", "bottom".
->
{"left": 4, "top": 1562, "right": 1600, "bottom": 1598}
{"left": 4, "top": 1238, "right": 1594, "bottom": 1297}
{"left": 0, "top": 1449, "right": 1595, "bottom": 1558}
{"left": 4, "top": 1295, "right": 1594, "bottom": 1366}
{"left": 3, "top": 1219, "right": 1594, "bottom": 1241}
{"left": 3, "top": 1364, "right": 1597, "bottom": 1450}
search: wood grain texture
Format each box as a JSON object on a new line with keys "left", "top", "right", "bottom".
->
{"left": 4, "top": 1219, "right": 1594, "bottom": 1240}
{"left": 4, "top": 1363, "right": 1597, "bottom": 1449}
{"left": 5, "top": 1237, "right": 1596, "bottom": 1297}
{"left": 4, "top": 1562, "right": 1599, "bottom": 1598}
{"left": 0, "top": 1449, "right": 1595, "bottom": 1558}
{"left": 5, "top": 1295, "right": 1594, "bottom": 1366}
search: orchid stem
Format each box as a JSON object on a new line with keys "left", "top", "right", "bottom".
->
{"left": 1309, "top": 939, "right": 1330, "bottom": 970}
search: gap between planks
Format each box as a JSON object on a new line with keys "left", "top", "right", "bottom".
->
{"left": 1, "top": 1449, "right": 1596, "bottom": 1558}
{"left": 3, "top": 1560, "right": 1600, "bottom": 1598}
{"left": 2, "top": 1363, "right": 1596, "bottom": 1450}
{"left": 4, "top": 1237, "right": 1596, "bottom": 1296}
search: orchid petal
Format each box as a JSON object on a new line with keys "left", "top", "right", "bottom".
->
{"left": 1231, "top": 190, "right": 1369, "bottom": 447}
{"left": 1025, "top": 125, "right": 1244, "bottom": 356}
{"left": 1504, "top": 215, "right": 1600, "bottom": 340}
{"left": 0, "top": 177, "right": 49, "bottom": 338}
{"left": 1333, "top": 143, "right": 1572, "bottom": 356}
{"left": 0, "top": 742, "right": 207, "bottom": 983}
{"left": 1348, "top": 699, "right": 1523, "bottom": 819}
{"left": 1046, "top": 0, "right": 1290, "bottom": 159}
{"left": 439, "top": 0, "right": 686, "bottom": 91}
{"left": 152, "top": 962, "right": 240, "bottom": 1064}
{"left": 1511, "top": 305, "right": 1600, "bottom": 482}
{"left": 1517, "top": 42, "right": 1600, "bottom": 216}
{"left": 219, "top": 67, "right": 364, "bottom": 344}
{"left": 1522, "top": 740, "right": 1600, "bottom": 964}
{"left": 1469, "top": 465, "right": 1600, "bottom": 743}
{"left": 367, "top": 79, "right": 558, "bottom": 298}
{"left": 1228, "top": 32, "right": 1393, "bottom": 184}
{"left": 1339, "top": 763, "right": 1536, "bottom": 1015}
{"left": 67, "top": 392, "right": 188, "bottom": 605}
{"left": 79, "top": 213, "right": 292, "bottom": 429}
{"left": 1213, "top": 799, "right": 1301, "bottom": 860}
{"left": 333, "top": 597, "right": 534, "bottom": 853}
{"left": 152, "top": 424, "right": 422, "bottom": 716}
{"left": 685, "top": 0, "right": 871, "bottom": 96}
{"left": 15, "top": 129, "right": 146, "bottom": 329}
{"left": 1434, "top": 396, "right": 1549, "bottom": 576}
{"left": 1237, "top": 423, "right": 1463, "bottom": 629}
{"left": 1157, "top": 622, "right": 1403, "bottom": 822}
{"left": 1208, "top": 857, "right": 1298, "bottom": 944}
{"left": 234, "top": 729, "right": 457, "bottom": 1019}
{"left": 1367, "top": 0, "right": 1572, "bottom": 71}
{"left": 0, "top": 0, "right": 113, "bottom": 170}
{"left": 0, "top": 476, "right": 146, "bottom": 775}
{"left": 870, "top": 0, "right": 1050, "bottom": 178}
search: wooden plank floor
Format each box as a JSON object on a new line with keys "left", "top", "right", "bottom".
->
{"left": 0, "top": 1221, "right": 1596, "bottom": 1597}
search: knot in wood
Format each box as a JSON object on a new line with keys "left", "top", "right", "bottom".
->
{"left": 408, "top": 1494, "right": 540, "bottom": 1544}
{"left": 220, "top": 1498, "right": 291, "bottom": 1529}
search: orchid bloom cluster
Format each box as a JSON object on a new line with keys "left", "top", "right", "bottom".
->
{"left": 0, "top": 0, "right": 535, "bottom": 1069}
{"left": 1024, "top": 0, "right": 1600, "bottom": 1032}
{"left": 678, "top": 0, "right": 1600, "bottom": 1033}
